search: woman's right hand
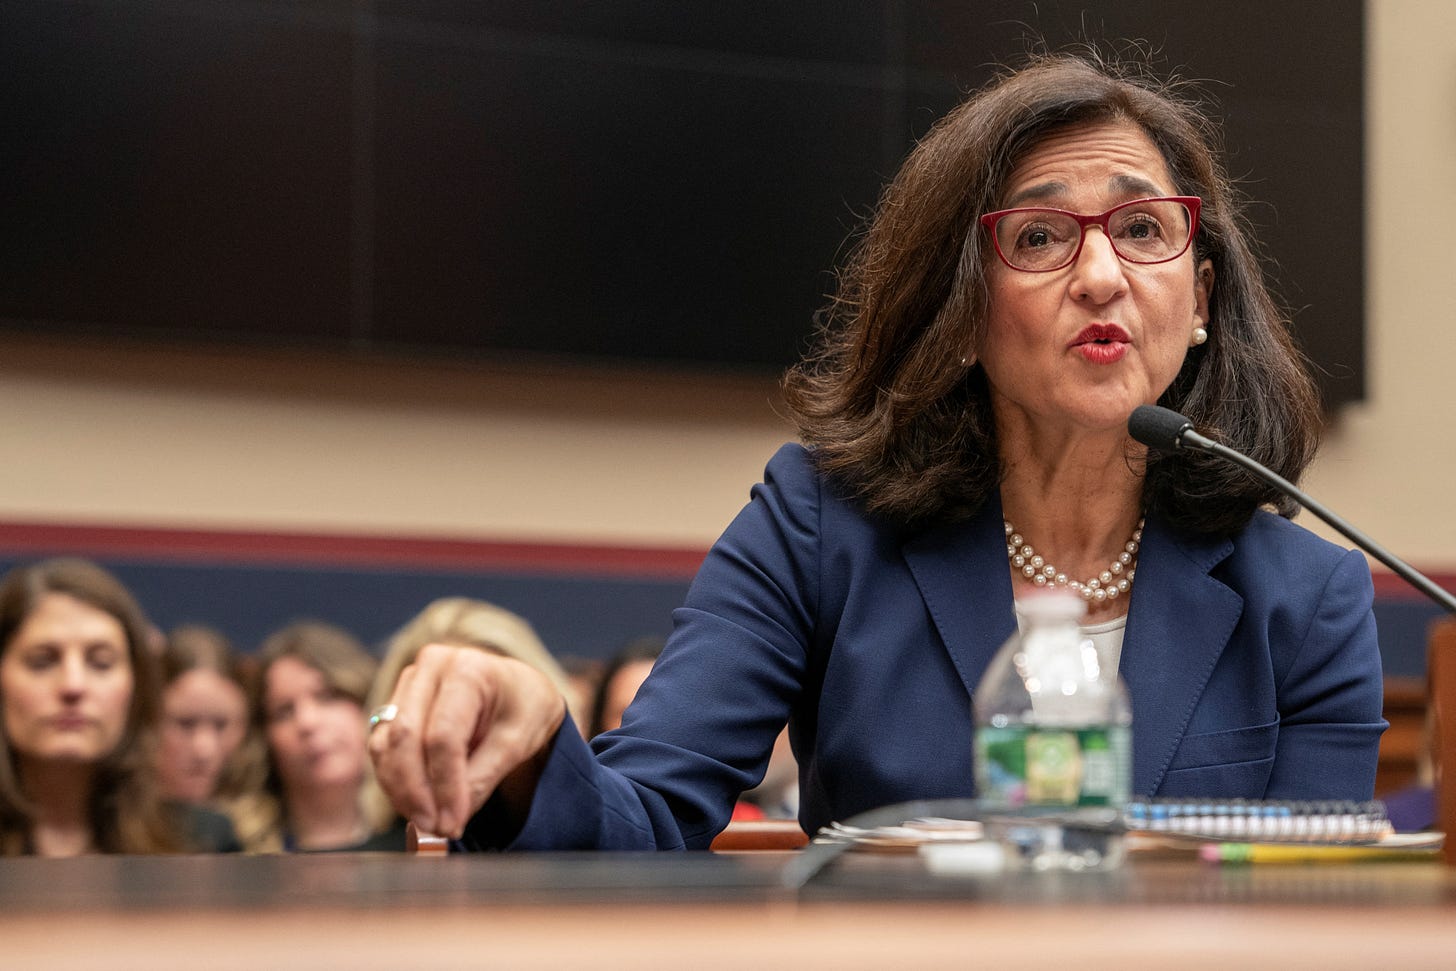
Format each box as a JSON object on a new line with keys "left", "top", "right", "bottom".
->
{"left": 367, "top": 644, "right": 567, "bottom": 839}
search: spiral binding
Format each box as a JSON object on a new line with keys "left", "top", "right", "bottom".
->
{"left": 1122, "top": 798, "right": 1392, "bottom": 843}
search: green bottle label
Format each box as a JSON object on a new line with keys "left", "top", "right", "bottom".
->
{"left": 975, "top": 725, "right": 1129, "bottom": 808}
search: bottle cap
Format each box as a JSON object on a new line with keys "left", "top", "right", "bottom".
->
{"left": 920, "top": 840, "right": 1009, "bottom": 875}
{"left": 1015, "top": 589, "right": 1088, "bottom": 624}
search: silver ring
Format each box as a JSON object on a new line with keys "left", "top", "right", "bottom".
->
{"left": 368, "top": 704, "right": 399, "bottom": 731}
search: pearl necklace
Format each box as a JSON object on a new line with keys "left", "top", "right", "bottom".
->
{"left": 1004, "top": 517, "right": 1144, "bottom": 605}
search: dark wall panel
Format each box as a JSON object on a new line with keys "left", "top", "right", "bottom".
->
{"left": 0, "top": 1, "right": 355, "bottom": 345}
{"left": 0, "top": 0, "right": 1365, "bottom": 404}
{"left": 370, "top": 23, "right": 888, "bottom": 366}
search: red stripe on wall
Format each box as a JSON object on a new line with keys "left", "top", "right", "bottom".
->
{"left": 2, "top": 519, "right": 1450, "bottom": 598}
{"left": 0, "top": 520, "right": 708, "bottom": 580}
{"left": 1370, "top": 570, "right": 1456, "bottom": 602}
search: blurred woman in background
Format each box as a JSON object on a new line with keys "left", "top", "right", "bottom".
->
{"left": 0, "top": 558, "right": 229, "bottom": 855}
{"left": 236, "top": 620, "right": 401, "bottom": 851}
{"left": 155, "top": 624, "right": 253, "bottom": 807}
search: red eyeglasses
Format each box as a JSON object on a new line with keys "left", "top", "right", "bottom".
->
{"left": 980, "top": 196, "right": 1202, "bottom": 272}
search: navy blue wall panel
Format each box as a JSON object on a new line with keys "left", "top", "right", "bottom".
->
{"left": 0, "top": 554, "right": 690, "bottom": 662}
{"left": 1, "top": 548, "right": 1443, "bottom": 681}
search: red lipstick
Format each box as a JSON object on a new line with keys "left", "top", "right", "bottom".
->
{"left": 1070, "top": 323, "right": 1131, "bottom": 364}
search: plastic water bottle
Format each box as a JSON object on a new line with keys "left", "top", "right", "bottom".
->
{"left": 972, "top": 591, "right": 1131, "bottom": 870}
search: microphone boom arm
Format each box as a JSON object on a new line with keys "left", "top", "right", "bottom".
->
{"left": 1180, "top": 429, "right": 1456, "bottom": 615}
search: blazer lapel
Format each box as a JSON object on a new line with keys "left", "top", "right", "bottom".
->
{"left": 903, "top": 501, "right": 1242, "bottom": 798}
{"left": 902, "top": 496, "right": 1018, "bottom": 700}
{"left": 1121, "top": 518, "right": 1242, "bottom": 796}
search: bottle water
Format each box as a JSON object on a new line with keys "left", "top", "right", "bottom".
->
{"left": 972, "top": 591, "right": 1131, "bottom": 870}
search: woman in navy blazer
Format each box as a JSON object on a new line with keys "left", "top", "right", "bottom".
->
{"left": 370, "top": 52, "right": 1387, "bottom": 850}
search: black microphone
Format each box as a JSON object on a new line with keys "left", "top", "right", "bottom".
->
{"left": 1129, "top": 404, "right": 1456, "bottom": 615}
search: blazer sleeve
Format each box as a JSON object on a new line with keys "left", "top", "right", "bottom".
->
{"left": 1264, "top": 546, "right": 1387, "bottom": 799}
{"left": 461, "top": 444, "right": 820, "bottom": 851}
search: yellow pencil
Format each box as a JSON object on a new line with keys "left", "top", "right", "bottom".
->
{"left": 1203, "top": 842, "right": 1439, "bottom": 865}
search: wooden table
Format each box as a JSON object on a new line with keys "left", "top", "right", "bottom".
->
{"left": 2, "top": 850, "right": 1454, "bottom": 969}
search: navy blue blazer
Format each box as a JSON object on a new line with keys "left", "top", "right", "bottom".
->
{"left": 469, "top": 444, "right": 1386, "bottom": 851}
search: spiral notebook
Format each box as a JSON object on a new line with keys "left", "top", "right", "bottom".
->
{"left": 1122, "top": 798, "right": 1394, "bottom": 844}
{"left": 813, "top": 798, "right": 1404, "bottom": 850}
{"left": 786, "top": 798, "right": 1432, "bottom": 888}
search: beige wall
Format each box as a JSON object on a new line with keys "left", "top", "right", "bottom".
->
{"left": 1, "top": 2, "right": 1451, "bottom": 569}
{"left": 1299, "top": 0, "right": 1456, "bottom": 568}
{"left": 0, "top": 338, "right": 791, "bottom": 548}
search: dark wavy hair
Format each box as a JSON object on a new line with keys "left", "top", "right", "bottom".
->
{"left": 0, "top": 558, "right": 183, "bottom": 855}
{"left": 783, "top": 50, "right": 1320, "bottom": 537}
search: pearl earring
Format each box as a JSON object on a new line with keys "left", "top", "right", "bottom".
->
{"left": 960, "top": 353, "right": 977, "bottom": 367}
{"left": 1190, "top": 327, "right": 1208, "bottom": 346}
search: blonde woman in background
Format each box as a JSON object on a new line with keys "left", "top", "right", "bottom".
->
{"left": 362, "top": 598, "right": 572, "bottom": 833}
{"left": 233, "top": 621, "right": 403, "bottom": 852}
